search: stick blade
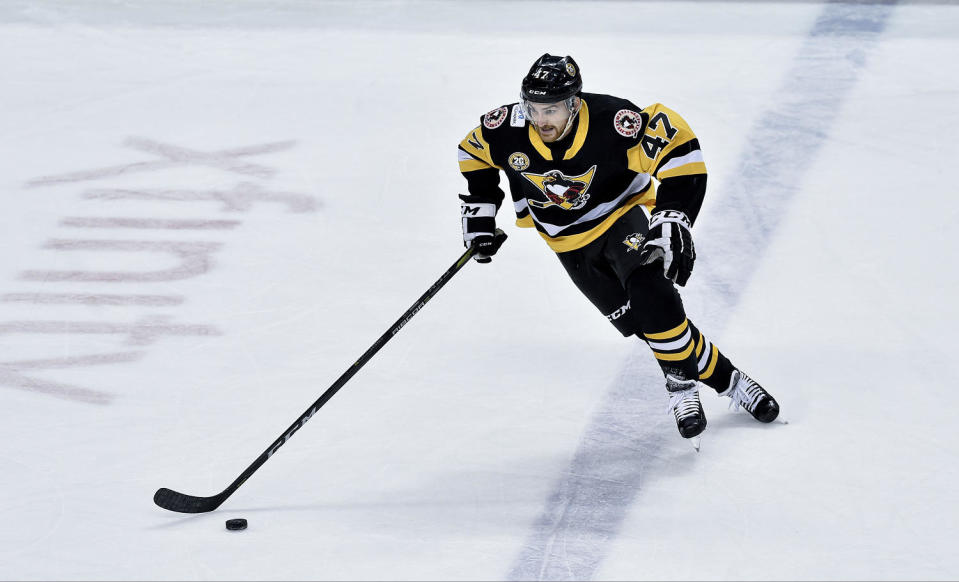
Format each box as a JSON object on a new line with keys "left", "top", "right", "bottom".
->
{"left": 154, "top": 487, "right": 224, "bottom": 513}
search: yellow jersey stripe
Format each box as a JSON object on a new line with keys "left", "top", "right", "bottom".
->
{"left": 527, "top": 125, "right": 552, "bottom": 161}
{"left": 458, "top": 158, "right": 495, "bottom": 173}
{"left": 515, "top": 214, "right": 535, "bottom": 228}
{"left": 657, "top": 135, "right": 688, "bottom": 163}
{"left": 458, "top": 126, "right": 499, "bottom": 168}
{"left": 539, "top": 190, "right": 656, "bottom": 253}
{"left": 563, "top": 100, "right": 590, "bottom": 160}
{"left": 625, "top": 141, "right": 651, "bottom": 174}
{"left": 657, "top": 161, "right": 707, "bottom": 180}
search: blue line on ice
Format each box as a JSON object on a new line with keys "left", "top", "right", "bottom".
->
{"left": 506, "top": 2, "right": 898, "bottom": 580}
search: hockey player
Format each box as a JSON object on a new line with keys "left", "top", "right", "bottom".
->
{"left": 457, "top": 54, "right": 780, "bottom": 445}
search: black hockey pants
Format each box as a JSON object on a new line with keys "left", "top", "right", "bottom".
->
{"left": 555, "top": 206, "right": 734, "bottom": 390}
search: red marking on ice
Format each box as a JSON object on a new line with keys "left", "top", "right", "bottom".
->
{"left": 21, "top": 240, "right": 221, "bottom": 283}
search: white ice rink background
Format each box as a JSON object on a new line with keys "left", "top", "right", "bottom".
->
{"left": 1, "top": 1, "right": 957, "bottom": 580}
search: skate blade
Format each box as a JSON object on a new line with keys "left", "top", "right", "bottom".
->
{"left": 687, "top": 435, "right": 702, "bottom": 452}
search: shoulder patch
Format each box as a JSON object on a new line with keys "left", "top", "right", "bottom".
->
{"left": 510, "top": 104, "right": 526, "bottom": 127}
{"left": 614, "top": 109, "right": 642, "bottom": 138}
{"left": 483, "top": 106, "right": 509, "bottom": 130}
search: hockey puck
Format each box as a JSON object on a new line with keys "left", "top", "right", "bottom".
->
{"left": 225, "top": 518, "right": 247, "bottom": 531}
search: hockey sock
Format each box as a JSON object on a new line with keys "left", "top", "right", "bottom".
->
{"left": 626, "top": 266, "right": 699, "bottom": 380}
{"left": 686, "top": 321, "right": 735, "bottom": 394}
{"left": 641, "top": 318, "right": 700, "bottom": 381}
{"left": 624, "top": 266, "right": 737, "bottom": 391}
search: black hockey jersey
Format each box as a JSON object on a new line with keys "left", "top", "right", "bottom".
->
{"left": 458, "top": 92, "right": 706, "bottom": 253}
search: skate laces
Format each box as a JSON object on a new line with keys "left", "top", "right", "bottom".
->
{"left": 727, "top": 371, "right": 765, "bottom": 413}
{"left": 666, "top": 381, "right": 701, "bottom": 420}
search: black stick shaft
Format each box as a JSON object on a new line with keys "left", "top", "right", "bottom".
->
{"left": 154, "top": 233, "right": 500, "bottom": 513}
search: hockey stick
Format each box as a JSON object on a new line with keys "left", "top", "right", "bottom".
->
{"left": 154, "top": 230, "right": 507, "bottom": 513}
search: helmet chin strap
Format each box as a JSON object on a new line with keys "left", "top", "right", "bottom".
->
{"left": 555, "top": 97, "right": 581, "bottom": 141}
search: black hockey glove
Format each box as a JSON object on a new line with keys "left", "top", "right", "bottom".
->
{"left": 638, "top": 210, "right": 695, "bottom": 286}
{"left": 460, "top": 194, "right": 503, "bottom": 263}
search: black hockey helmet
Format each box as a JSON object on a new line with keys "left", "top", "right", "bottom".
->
{"left": 521, "top": 54, "right": 583, "bottom": 104}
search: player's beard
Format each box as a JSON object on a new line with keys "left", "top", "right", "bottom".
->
{"left": 539, "top": 121, "right": 572, "bottom": 143}
{"left": 535, "top": 114, "right": 572, "bottom": 143}
{"left": 536, "top": 124, "right": 558, "bottom": 142}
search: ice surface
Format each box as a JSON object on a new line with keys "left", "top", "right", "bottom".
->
{"left": 1, "top": 1, "right": 957, "bottom": 580}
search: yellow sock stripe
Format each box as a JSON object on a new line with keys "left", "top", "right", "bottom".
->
{"left": 695, "top": 332, "right": 705, "bottom": 358}
{"left": 644, "top": 319, "right": 688, "bottom": 341}
{"left": 653, "top": 338, "right": 695, "bottom": 361}
{"left": 700, "top": 346, "right": 720, "bottom": 379}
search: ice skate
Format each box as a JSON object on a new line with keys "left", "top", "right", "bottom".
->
{"left": 666, "top": 374, "right": 706, "bottom": 445}
{"left": 721, "top": 369, "right": 780, "bottom": 423}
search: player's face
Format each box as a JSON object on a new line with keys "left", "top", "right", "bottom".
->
{"left": 526, "top": 100, "right": 572, "bottom": 143}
